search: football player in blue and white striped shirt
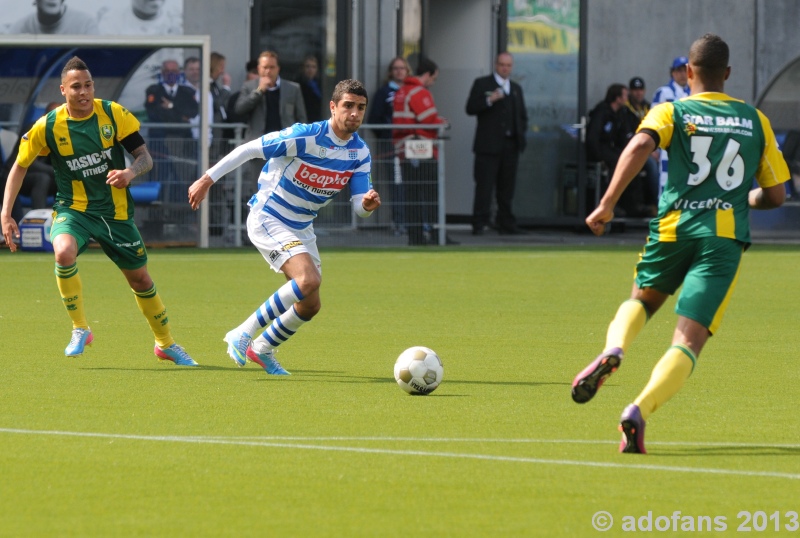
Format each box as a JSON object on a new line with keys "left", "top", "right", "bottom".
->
{"left": 189, "top": 79, "right": 381, "bottom": 375}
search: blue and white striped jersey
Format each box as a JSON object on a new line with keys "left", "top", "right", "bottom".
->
{"left": 208, "top": 120, "right": 372, "bottom": 230}
{"left": 651, "top": 80, "right": 690, "bottom": 105}
{"left": 252, "top": 121, "right": 372, "bottom": 229}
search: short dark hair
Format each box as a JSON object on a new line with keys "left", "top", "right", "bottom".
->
{"left": 604, "top": 83, "right": 627, "bottom": 104}
{"left": 184, "top": 56, "right": 200, "bottom": 69}
{"left": 689, "top": 33, "right": 729, "bottom": 80}
{"left": 331, "top": 79, "right": 368, "bottom": 104}
{"left": 415, "top": 56, "right": 438, "bottom": 77}
{"left": 61, "top": 56, "right": 89, "bottom": 80}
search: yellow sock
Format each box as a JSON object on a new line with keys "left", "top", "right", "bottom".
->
{"left": 55, "top": 263, "right": 88, "bottom": 330}
{"left": 634, "top": 345, "right": 696, "bottom": 419}
{"left": 133, "top": 285, "right": 174, "bottom": 349}
{"left": 605, "top": 299, "right": 648, "bottom": 353}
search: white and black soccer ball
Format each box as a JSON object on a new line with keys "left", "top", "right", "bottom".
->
{"left": 393, "top": 346, "right": 444, "bottom": 395}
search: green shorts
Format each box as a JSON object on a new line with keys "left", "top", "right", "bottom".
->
{"left": 634, "top": 236, "right": 744, "bottom": 334}
{"left": 50, "top": 207, "right": 148, "bottom": 270}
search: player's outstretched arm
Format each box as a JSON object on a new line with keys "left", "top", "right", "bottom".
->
{"left": 1, "top": 162, "right": 29, "bottom": 252}
{"left": 586, "top": 132, "right": 655, "bottom": 236}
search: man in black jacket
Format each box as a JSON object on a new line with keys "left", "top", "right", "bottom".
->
{"left": 587, "top": 83, "right": 653, "bottom": 218}
{"left": 145, "top": 59, "right": 199, "bottom": 203}
{"left": 465, "top": 52, "right": 528, "bottom": 235}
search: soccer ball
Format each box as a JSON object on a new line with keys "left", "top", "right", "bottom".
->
{"left": 393, "top": 346, "right": 444, "bottom": 395}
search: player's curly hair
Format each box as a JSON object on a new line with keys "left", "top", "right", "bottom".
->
{"left": 689, "top": 34, "right": 729, "bottom": 79}
{"left": 331, "top": 79, "right": 368, "bottom": 104}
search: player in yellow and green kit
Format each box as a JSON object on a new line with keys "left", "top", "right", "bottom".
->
{"left": 1, "top": 56, "right": 197, "bottom": 366}
{"left": 570, "top": 34, "right": 789, "bottom": 453}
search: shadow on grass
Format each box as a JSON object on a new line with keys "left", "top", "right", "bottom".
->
{"left": 79, "top": 367, "right": 573, "bottom": 390}
{"left": 277, "top": 371, "right": 571, "bottom": 387}
{"left": 653, "top": 445, "right": 800, "bottom": 457}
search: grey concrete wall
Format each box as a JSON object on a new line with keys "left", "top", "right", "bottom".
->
{"left": 428, "top": 0, "right": 496, "bottom": 216}
{"left": 586, "top": 0, "right": 800, "bottom": 108}
{"left": 184, "top": 0, "right": 251, "bottom": 93}
{"left": 181, "top": 0, "right": 800, "bottom": 220}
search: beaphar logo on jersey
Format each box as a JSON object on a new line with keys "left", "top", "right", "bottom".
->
{"left": 100, "top": 124, "right": 114, "bottom": 142}
{"left": 295, "top": 163, "right": 352, "bottom": 190}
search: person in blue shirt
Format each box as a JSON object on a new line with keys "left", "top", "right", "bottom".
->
{"left": 651, "top": 56, "right": 691, "bottom": 195}
{"left": 188, "top": 79, "right": 381, "bottom": 376}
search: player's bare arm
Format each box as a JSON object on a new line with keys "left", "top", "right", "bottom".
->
{"left": 1, "top": 161, "right": 29, "bottom": 252}
{"left": 586, "top": 132, "right": 656, "bottom": 235}
{"left": 188, "top": 175, "right": 215, "bottom": 210}
{"left": 106, "top": 144, "right": 152, "bottom": 188}
{"left": 361, "top": 189, "right": 381, "bottom": 211}
{"left": 749, "top": 183, "right": 786, "bottom": 210}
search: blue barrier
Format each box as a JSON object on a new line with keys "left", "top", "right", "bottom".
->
{"left": 129, "top": 182, "right": 161, "bottom": 204}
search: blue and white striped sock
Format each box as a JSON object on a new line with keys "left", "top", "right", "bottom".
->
{"left": 240, "top": 280, "right": 304, "bottom": 337}
{"left": 252, "top": 305, "right": 311, "bottom": 353}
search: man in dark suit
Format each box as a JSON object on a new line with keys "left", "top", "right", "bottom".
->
{"left": 145, "top": 59, "right": 199, "bottom": 203}
{"left": 465, "top": 52, "right": 528, "bottom": 235}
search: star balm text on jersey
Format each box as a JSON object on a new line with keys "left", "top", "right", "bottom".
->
{"left": 682, "top": 114, "right": 753, "bottom": 130}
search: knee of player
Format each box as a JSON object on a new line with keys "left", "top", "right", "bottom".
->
{"left": 295, "top": 273, "right": 322, "bottom": 296}
{"left": 297, "top": 297, "right": 322, "bottom": 319}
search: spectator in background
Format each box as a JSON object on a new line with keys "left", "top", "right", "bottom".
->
{"left": 392, "top": 56, "right": 451, "bottom": 246}
{"left": 652, "top": 56, "right": 690, "bottom": 195}
{"left": 182, "top": 56, "right": 212, "bottom": 148}
{"left": 297, "top": 55, "right": 323, "bottom": 122}
{"left": 465, "top": 52, "right": 528, "bottom": 235}
{"left": 368, "top": 56, "right": 410, "bottom": 235}
{"left": 207, "top": 52, "right": 232, "bottom": 237}
{"left": 621, "top": 76, "right": 659, "bottom": 209}
{"left": 233, "top": 50, "right": 307, "bottom": 198}
{"left": 225, "top": 59, "right": 258, "bottom": 127}
{"left": 233, "top": 50, "right": 307, "bottom": 142}
{"left": 145, "top": 59, "right": 199, "bottom": 202}
{"left": 586, "top": 84, "right": 628, "bottom": 180}
{"left": 369, "top": 57, "right": 410, "bottom": 135}
{"left": 586, "top": 83, "right": 651, "bottom": 218}
{"left": 10, "top": 0, "right": 98, "bottom": 35}
{"left": 209, "top": 52, "right": 232, "bottom": 160}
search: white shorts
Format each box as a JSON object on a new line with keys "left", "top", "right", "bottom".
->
{"left": 247, "top": 211, "right": 321, "bottom": 274}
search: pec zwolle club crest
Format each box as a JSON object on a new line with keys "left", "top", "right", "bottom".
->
{"left": 101, "top": 124, "right": 114, "bottom": 142}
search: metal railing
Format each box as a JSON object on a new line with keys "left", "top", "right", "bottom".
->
{"left": 135, "top": 122, "right": 449, "bottom": 248}
{"left": 4, "top": 119, "right": 449, "bottom": 248}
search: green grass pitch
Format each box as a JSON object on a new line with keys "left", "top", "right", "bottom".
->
{"left": 1, "top": 245, "right": 799, "bottom": 536}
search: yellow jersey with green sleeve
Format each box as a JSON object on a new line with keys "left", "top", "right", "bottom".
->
{"left": 17, "top": 99, "right": 141, "bottom": 220}
{"left": 638, "top": 92, "right": 789, "bottom": 244}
